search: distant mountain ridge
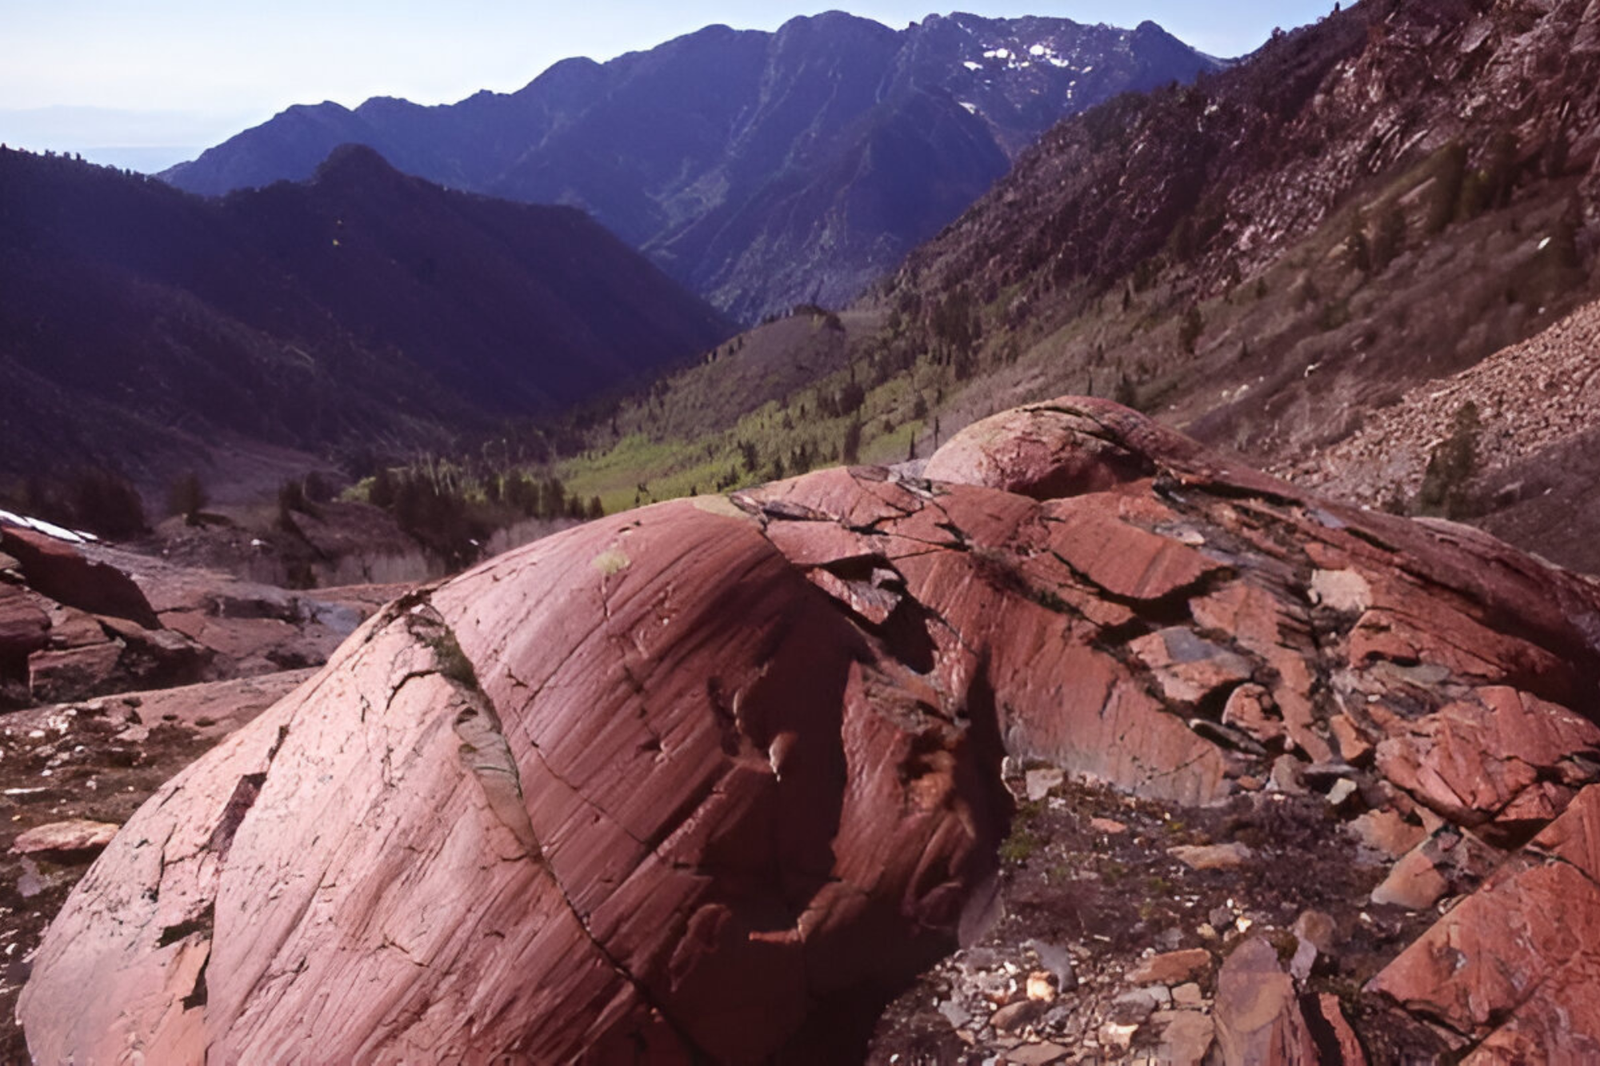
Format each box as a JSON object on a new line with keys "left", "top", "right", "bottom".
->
{"left": 0, "top": 145, "right": 732, "bottom": 484}
{"left": 160, "top": 11, "right": 1224, "bottom": 322}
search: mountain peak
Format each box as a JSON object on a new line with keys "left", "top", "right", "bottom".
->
{"left": 161, "top": 12, "right": 1224, "bottom": 320}
{"left": 312, "top": 142, "right": 401, "bottom": 186}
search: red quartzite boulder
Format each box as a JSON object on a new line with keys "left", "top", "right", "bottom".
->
{"left": 23, "top": 397, "right": 1600, "bottom": 1062}
{"left": 20, "top": 503, "right": 1010, "bottom": 1063}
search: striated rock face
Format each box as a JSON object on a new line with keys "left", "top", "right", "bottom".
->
{"left": 20, "top": 505, "right": 1011, "bottom": 1063}
{"left": 23, "top": 396, "right": 1600, "bottom": 1062}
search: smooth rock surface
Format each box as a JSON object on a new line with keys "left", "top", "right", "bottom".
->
{"left": 26, "top": 396, "right": 1600, "bottom": 1063}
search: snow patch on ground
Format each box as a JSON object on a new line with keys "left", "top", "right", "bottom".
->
{"left": 0, "top": 510, "right": 96, "bottom": 545}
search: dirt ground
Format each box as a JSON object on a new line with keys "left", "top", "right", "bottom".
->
{"left": 864, "top": 772, "right": 1449, "bottom": 1065}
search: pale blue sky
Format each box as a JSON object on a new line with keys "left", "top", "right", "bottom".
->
{"left": 1, "top": 2, "right": 1342, "bottom": 169}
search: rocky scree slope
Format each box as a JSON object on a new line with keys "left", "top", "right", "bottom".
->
{"left": 876, "top": 0, "right": 1600, "bottom": 490}
{"left": 19, "top": 396, "right": 1600, "bottom": 1063}
{"left": 1285, "top": 294, "right": 1600, "bottom": 575}
{"left": 160, "top": 12, "right": 1222, "bottom": 321}
{"left": 0, "top": 146, "right": 732, "bottom": 485}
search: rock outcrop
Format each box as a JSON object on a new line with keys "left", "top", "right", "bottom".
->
{"left": 0, "top": 526, "right": 204, "bottom": 705}
{"left": 1, "top": 526, "right": 158, "bottom": 629}
{"left": 22, "top": 397, "right": 1600, "bottom": 1062}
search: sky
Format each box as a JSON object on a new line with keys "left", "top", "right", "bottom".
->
{"left": 1, "top": 1, "right": 1342, "bottom": 171}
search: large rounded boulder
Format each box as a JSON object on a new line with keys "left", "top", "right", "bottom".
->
{"left": 23, "top": 397, "right": 1600, "bottom": 1063}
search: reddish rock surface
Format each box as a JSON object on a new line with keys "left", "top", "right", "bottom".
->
{"left": 26, "top": 643, "right": 125, "bottom": 704}
{"left": 1126, "top": 948, "right": 1212, "bottom": 986}
{"left": 21, "top": 509, "right": 1010, "bottom": 1063}
{"left": 0, "top": 667, "right": 318, "bottom": 1061}
{"left": 0, "top": 585, "right": 49, "bottom": 671}
{"left": 1368, "top": 784, "right": 1600, "bottom": 1062}
{"left": 1212, "top": 937, "right": 1317, "bottom": 1066}
{"left": 0, "top": 526, "right": 158, "bottom": 628}
{"left": 11, "top": 819, "right": 119, "bottom": 858}
{"left": 22, "top": 396, "right": 1600, "bottom": 1063}
{"left": 0, "top": 527, "right": 398, "bottom": 710}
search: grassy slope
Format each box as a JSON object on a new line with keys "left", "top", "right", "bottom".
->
{"left": 554, "top": 138, "right": 1591, "bottom": 521}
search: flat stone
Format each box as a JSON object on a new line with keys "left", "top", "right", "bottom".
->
{"left": 1370, "top": 843, "right": 1448, "bottom": 909}
{"left": 1168, "top": 842, "right": 1254, "bottom": 870}
{"left": 1154, "top": 1009, "right": 1216, "bottom": 1066}
{"left": 1043, "top": 498, "right": 1226, "bottom": 603}
{"left": 1268, "top": 755, "right": 1306, "bottom": 795}
{"left": 12, "top": 819, "right": 120, "bottom": 857}
{"left": 1310, "top": 569, "right": 1373, "bottom": 614}
{"left": 1172, "top": 983, "right": 1204, "bottom": 1008}
{"left": 45, "top": 602, "right": 107, "bottom": 649}
{"left": 0, "top": 526, "right": 159, "bottom": 627}
{"left": 1328, "top": 714, "right": 1374, "bottom": 764}
{"left": 993, "top": 999, "right": 1049, "bottom": 1032}
{"left": 0, "top": 585, "right": 50, "bottom": 666}
{"left": 1127, "top": 948, "right": 1212, "bottom": 986}
{"left": 1089, "top": 817, "right": 1128, "bottom": 834}
{"left": 938, "top": 999, "right": 972, "bottom": 1030}
{"left": 1109, "top": 988, "right": 1159, "bottom": 1025}
{"left": 1348, "top": 808, "right": 1426, "bottom": 859}
{"left": 1000, "top": 1040, "right": 1071, "bottom": 1064}
{"left": 28, "top": 642, "right": 122, "bottom": 703}
{"left": 1025, "top": 766, "right": 1065, "bottom": 801}
{"left": 1212, "top": 936, "right": 1317, "bottom": 1065}
{"left": 1026, "top": 939, "right": 1077, "bottom": 991}
{"left": 1327, "top": 778, "right": 1359, "bottom": 808}
{"left": 1130, "top": 628, "right": 1256, "bottom": 704}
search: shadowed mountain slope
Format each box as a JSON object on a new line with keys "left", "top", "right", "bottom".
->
{"left": 161, "top": 12, "right": 1223, "bottom": 321}
{"left": 0, "top": 146, "right": 732, "bottom": 484}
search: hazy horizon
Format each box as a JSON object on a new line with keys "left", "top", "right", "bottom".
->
{"left": 3, "top": 2, "right": 1341, "bottom": 172}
